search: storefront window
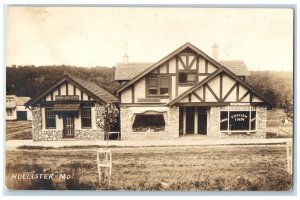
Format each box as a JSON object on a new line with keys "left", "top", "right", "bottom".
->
{"left": 220, "top": 110, "right": 256, "bottom": 131}
{"left": 133, "top": 114, "right": 165, "bottom": 132}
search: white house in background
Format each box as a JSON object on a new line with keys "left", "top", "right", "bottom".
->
{"left": 6, "top": 95, "right": 32, "bottom": 120}
{"left": 115, "top": 42, "right": 272, "bottom": 140}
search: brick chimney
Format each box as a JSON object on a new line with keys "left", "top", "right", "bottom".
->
{"left": 212, "top": 43, "right": 219, "bottom": 61}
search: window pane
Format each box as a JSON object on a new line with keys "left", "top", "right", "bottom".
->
{"left": 81, "top": 108, "right": 92, "bottom": 128}
{"left": 229, "top": 111, "right": 250, "bottom": 130}
{"left": 187, "top": 74, "right": 196, "bottom": 83}
{"left": 148, "top": 76, "right": 158, "bottom": 86}
{"left": 160, "top": 76, "right": 169, "bottom": 87}
{"left": 45, "top": 108, "right": 56, "bottom": 128}
{"left": 251, "top": 111, "right": 256, "bottom": 130}
{"left": 179, "top": 72, "right": 187, "bottom": 83}
{"left": 160, "top": 88, "right": 169, "bottom": 95}
{"left": 148, "top": 88, "right": 158, "bottom": 95}
{"left": 220, "top": 111, "right": 228, "bottom": 130}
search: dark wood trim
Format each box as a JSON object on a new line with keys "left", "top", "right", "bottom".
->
{"left": 250, "top": 92, "right": 253, "bottom": 103}
{"left": 66, "top": 82, "right": 68, "bottom": 95}
{"left": 81, "top": 91, "right": 83, "bottom": 101}
{"left": 157, "top": 66, "right": 160, "bottom": 74}
{"left": 73, "top": 85, "right": 76, "bottom": 95}
{"left": 120, "top": 103, "right": 166, "bottom": 107}
{"left": 198, "top": 73, "right": 211, "bottom": 76}
{"left": 37, "top": 101, "right": 95, "bottom": 106}
{"left": 178, "top": 55, "right": 186, "bottom": 69}
{"left": 192, "top": 92, "right": 203, "bottom": 102}
{"left": 178, "top": 52, "right": 196, "bottom": 56}
{"left": 188, "top": 94, "right": 191, "bottom": 103}
{"left": 166, "top": 61, "right": 169, "bottom": 74}
{"left": 188, "top": 56, "right": 196, "bottom": 70}
{"left": 58, "top": 87, "right": 61, "bottom": 95}
{"left": 238, "top": 91, "right": 250, "bottom": 102}
{"left": 51, "top": 91, "right": 53, "bottom": 101}
{"left": 236, "top": 83, "right": 240, "bottom": 101}
{"left": 186, "top": 55, "right": 189, "bottom": 70}
{"left": 220, "top": 73, "right": 223, "bottom": 101}
{"left": 88, "top": 95, "right": 91, "bottom": 101}
{"left": 196, "top": 55, "right": 199, "bottom": 73}
{"left": 176, "top": 56, "right": 179, "bottom": 96}
{"left": 206, "top": 83, "right": 220, "bottom": 102}
{"left": 203, "top": 83, "right": 206, "bottom": 102}
{"left": 175, "top": 102, "right": 230, "bottom": 107}
{"left": 205, "top": 60, "right": 208, "bottom": 73}
{"left": 222, "top": 83, "right": 237, "bottom": 102}
{"left": 132, "top": 85, "right": 135, "bottom": 103}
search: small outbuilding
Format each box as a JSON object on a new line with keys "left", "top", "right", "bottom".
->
{"left": 6, "top": 95, "right": 32, "bottom": 120}
{"left": 25, "top": 73, "right": 118, "bottom": 141}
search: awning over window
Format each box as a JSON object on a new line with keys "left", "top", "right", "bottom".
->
{"left": 52, "top": 103, "right": 80, "bottom": 112}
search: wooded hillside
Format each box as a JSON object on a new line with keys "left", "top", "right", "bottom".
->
{"left": 6, "top": 66, "right": 293, "bottom": 110}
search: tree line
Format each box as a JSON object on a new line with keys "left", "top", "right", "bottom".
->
{"left": 6, "top": 65, "right": 293, "bottom": 112}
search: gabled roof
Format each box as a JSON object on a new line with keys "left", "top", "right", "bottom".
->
{"left": 116, "top": 42, "right": 226, "bottom": 94}
{"left": 16, "top": 96, "right": 31, "bottom": 106}
{"left": 167, "top": 67, "right": 272, "bottom": 106}
{"left": 115, "top": 62, "right": 153, "bottom": 81}
{"left": 219, "top": 60, "right": 250, "bottom": 76}
{"left": 25, "top": 73, "right": 117, "bottom": 107}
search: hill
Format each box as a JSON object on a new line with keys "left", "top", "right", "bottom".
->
{"left": 6, "top": 66, "right": 293, "bottom": 111}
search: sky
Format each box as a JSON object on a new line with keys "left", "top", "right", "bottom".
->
{"left": 6, "top": 7, "right": 293, "bottom": 71}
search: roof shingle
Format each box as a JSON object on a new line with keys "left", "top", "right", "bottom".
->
{"left": 219, "top": 60, "right": 250, "bottom": 76}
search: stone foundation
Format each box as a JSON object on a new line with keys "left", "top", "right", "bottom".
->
{"left": 120, "top": 106, "right": 179, "bottom": 140}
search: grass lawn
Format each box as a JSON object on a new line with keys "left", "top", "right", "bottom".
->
{"left": 6, "top": 145, "right": 292, "bottom": 191}
{"left": 6, "top": 120, "right": 32, "bottom": 140}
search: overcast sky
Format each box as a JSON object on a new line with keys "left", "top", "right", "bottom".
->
{"left": 6, "top": 7, "right": 293, "bottom": 71}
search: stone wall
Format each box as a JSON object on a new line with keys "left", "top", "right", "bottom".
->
{"left": 208, "top": 106, "right": 267, "bottom": 139}
{"left": 32, "top": 104, "right": 105, "bottom": 141}
{"left": 120, "top": 106, "right": 179, "bottom": 140}
{"left": 32, "top": 106, "right": 42, "bottom": 141}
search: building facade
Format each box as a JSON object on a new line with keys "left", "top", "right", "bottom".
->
{"left": 25, "top": 73, "right": 118, "bottom": 141}
{"left": 115, "top": 43, "right": 272, "bottom": 140}
{"left": 6, "top": 95, "right": 32, "bottom": 120}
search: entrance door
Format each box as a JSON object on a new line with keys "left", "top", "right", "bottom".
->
{"left": 63, "top": 117, "right": 74, "bottom": 138}
{"left": 185, "top": 107, "right": 195, "bottom": 134}
{"left": 198, "top": 108, "right": 207, "bottom": 135}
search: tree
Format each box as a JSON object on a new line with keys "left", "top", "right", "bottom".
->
{"left": 97, "top": 103, "right": 119, "bottom": 141}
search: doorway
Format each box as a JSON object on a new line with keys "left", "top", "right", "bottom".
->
{"left": 198, "top": 107, "right": 207, "bottom": 135}
{"left": 185, "top": 107, "right": 195, "bottom": 134}
{"left": 63, "top": 116, "right": 74, "bottom": 138}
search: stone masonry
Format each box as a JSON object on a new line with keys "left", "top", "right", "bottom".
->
{"left": 120, "top": 106, "right": 179, "bottom": 140}
{"left": 32, "top": 103, "right": 105, "bottom": 141}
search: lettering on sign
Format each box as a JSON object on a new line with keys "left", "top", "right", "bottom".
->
{"left": 55, "top": 95, "right": 79, "bottom": 101}
{"left": 230, "top": 113, "right": 248, "bottom": 122}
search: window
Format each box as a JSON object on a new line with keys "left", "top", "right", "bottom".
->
{"left": 6, "top": 108, "right": 13, "bottom": 116}
{"left": 133, "top": 114, "right": 166, "bottom": 132}
{"left": 179, "top": 72, "right": 196, "bottom": 84}
{"left": 81, "top": 107, "right": 92, "bottom": 128}
{"left": 220, "top": 110, "right": 256, "bottom": 131}
{"left": 147, "top": 75, "right": 169, "bottom": 96}
{"left": 45, "top": 108, "right": 56, "bottom": 129}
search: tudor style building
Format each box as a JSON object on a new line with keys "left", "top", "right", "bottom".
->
{"left": 25, "top": 73, "right": 117, "bottom": 141}
{"left": 115, "top": 43, "right": 272, "bottom": 140}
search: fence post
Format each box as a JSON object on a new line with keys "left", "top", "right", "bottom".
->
{"left": 286, "top": 141, "right": 292, "bottom": 174}
{"left": 96, "top": 149, "right": 112, "bottom": 184}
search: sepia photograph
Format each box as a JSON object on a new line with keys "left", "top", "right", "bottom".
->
{"left": 4, "top": 6, "right": 294, "bottom": 192}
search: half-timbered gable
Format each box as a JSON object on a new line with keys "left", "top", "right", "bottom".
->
{"left": 26, "top": 73, "right": 117, "bottom": 141}
{"left": 116, "top": 42, "right": 272, "bottom": 140}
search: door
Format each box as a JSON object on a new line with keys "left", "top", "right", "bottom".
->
{"left": 198, "top": 108, "right": 207, "bottom": 135}
{"left": 185, "top": 107, "right": 195, "bottom": 134}
{"left": 17, "top": 111, "right": 27, "bottom": 120}
{"left": 63, "top": 117, "right": 74, "bottom": 138}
